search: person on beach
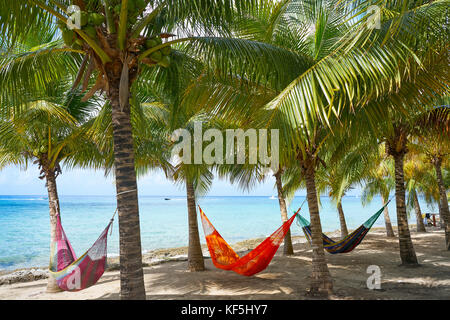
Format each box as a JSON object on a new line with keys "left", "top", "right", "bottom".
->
{"left": 423, "top": 214, "right": 428, "bottom": 226}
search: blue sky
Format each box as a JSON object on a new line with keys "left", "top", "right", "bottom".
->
{"left": 0, "top": 164, "right": 362, "bottom": 196}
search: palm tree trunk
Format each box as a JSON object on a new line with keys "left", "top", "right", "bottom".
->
{"left": 274, "top": 171, "right": 294, "bottom": 255}
{"left": 186, "top": 180, "right": 205, "bottom": 271}
{"left": 393, "top": 152, "right": 418, "bottom": 265}
{"left": 108, "top": 75, "right": 146, "bottom": 300}
{"left": 337, "top": 200, "right": 348, "bottom": 239}
{"left": 45, "top": 170, "right": 62, "bottom": 293}
{"left": 381, "top": 195, "right": 395, "bottom": 237}
{"left": 434, "top": 158, "right": 450, "bottom": 250}
{"left": 413, "top": 189, "right": 426, "bottom": 232}
{"left": 302, "top": 161, "right": 333, "bottom": 295}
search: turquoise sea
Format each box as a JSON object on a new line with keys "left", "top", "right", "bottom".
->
{"left": 0, "top": 195, "right": 433, "bottom": 271}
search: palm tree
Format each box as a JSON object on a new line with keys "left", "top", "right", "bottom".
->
{"left": 384, "top": 113, "right": 448, "bottom": 262}
{"left": 404, "top": 152, "right": 440, "bottom": 232}
{"left": 220, "top": 142, "right": 296, "bottom": 255}
{"left": 186, "top": 0, "right": 449, "bottom": 293}
{"left": 203, "top": 0, "right": 354, "bottom": 294}
{"left": 260, "top": 0, "right": 448, "bottom": 289}
{"left": 315, "top": 154, "right": 357, "bottom": 239}
{"left": 434, "top": 157, "right": 450, "bottom": 249}
{"left": 355, "top": 100, "right": 449, "bottom": 265}
{"left": 138, "top": 53, "right": 215, "bottom": 271}
{"left": 412, "top": 105, "right": 450, "bottom": 249}
{"left": 337, "top": 0, "right": 449, "bottom": 264}
{"left": 0, "top": 0, "right": 306, "bottom": 299}
{"left": 316, "top": 143, "right": 377, "bottom": 239}
{"left": 361, "top": 144, "right": 396, "bottom": 237}
{"left": 282, "top": 152, "right": 353, "bottom": 241}
{"left": 162, "top": 115, "right": 222, "bottom": 272}
{"left": 87, "top": 48, "right": 210, "bottom": 271}
{"left": 0, "top": 86, "right": 101, "bottom": 292}
{"left": 252, "top": 0, "right": 448, "bottom": 289}
{"left": 220, "top": 114, "right": 297, "bottom": 256}
{"left": 274, "top": 168, "right": 294, "bottom": 255}
{"left": 210, "top": 113, "right": 295, "bottom": 254}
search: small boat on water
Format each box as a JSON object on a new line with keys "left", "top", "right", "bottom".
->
{"left": 269, "top": 195, "right": 276, "bottom": 200}
{"left": 164, "top": 198, "right": 171, "bottom": 201}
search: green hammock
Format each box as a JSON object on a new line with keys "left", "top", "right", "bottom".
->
{"left": 296, "top": 202, "right": 390, "bottom": 254}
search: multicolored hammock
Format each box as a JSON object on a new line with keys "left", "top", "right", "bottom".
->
{"left": 296, "top": 202, "right": 389, "bottom": 254}
{"left": 48, "top": 210, "right": 115, "bottom": 291}
{"left": 199, "top": 206, "right": 299, "bottom": 276}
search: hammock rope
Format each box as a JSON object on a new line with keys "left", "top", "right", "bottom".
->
{"left": 199, "top": 206, "right": 300, "bottom": 276}
{"left": 48, "top": 202, "right": 116, "bottom": 292}
{"left": 296, "top": 199, "right": 392, "bottom": 254}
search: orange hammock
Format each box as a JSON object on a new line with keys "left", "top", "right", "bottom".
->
{"left": 199, "top": 206, "right": 299, "bottom": 276}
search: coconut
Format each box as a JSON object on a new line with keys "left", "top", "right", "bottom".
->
{"left": 158, "top": 56, "right": 171, "bottom": 68}
{"left": 113, "top": 2, "right": 136, "bottom": 16}
{"left": 62, "top": 29, "right": 75, "bottom": 46}
{"left": 145, "top": 39, "right": 158, "bottom": 49}
{"left": 150, "top": 51, "right": 163, "bottom": 62}
{"left": 161, "top": 46, "right": 172, "bottom": 56}
{"left": 89, "top": 13, "right": 105, "bottom": 26}
{"left": 113, "top": 4, "right": 121, "bottom": 15}
{"left": 79, "top": 11, "right": 89, "bottom": 27}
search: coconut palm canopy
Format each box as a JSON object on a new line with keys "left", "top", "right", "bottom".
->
{"left": 0, "top": 83, "right": 102, "bottom": 173}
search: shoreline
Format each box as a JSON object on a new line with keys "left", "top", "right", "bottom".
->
{"left": 1, "top": 225, "right": 436, "bottom": 285}
{"left": 0, "top": 226, "right": 448, "bottom": 300}
{"left": 0, "top": 229, "right": 331, "bottom": 284}
{"left": 0, "top": 226, "right": 393, "bottom": 284}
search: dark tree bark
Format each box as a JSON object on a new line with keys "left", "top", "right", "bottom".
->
{"left": 412, "top": 190, "right": 426, "bottom": 232}
{"left": 274, "top": 170, "right": 294, "bottom": 255}
{"left": 186, "top": 180, "right": 205, "bottom": 271}
{"left": 391, "top": 150, "right": 418, "bottom": 265}
{"left": 337, "top": 200, "right": 349, "bottom": 239}
{"left": 107, "top": 63, "right": 146, "bottom": 300}
{"left": 301, "top": 156, "right": 333, "bottom": 295}
{"left": 381, "top": 195, "right": 395, "bottom": 237}
{"left": 45, "top": 170, "right": 63, "bottom": 293}
{"left": 386, "top": 129, "right": 418, "bottom": 265}
{"left": 433, "top": 157, "right": 450, "bottom": 250}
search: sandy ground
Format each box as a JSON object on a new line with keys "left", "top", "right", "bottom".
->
{"left": 0, "top": 227, "right": 449, "bottom": 300}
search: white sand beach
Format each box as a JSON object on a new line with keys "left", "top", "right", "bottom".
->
{"left": 1, "top": 228, "right": 449, "bottom": 300}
